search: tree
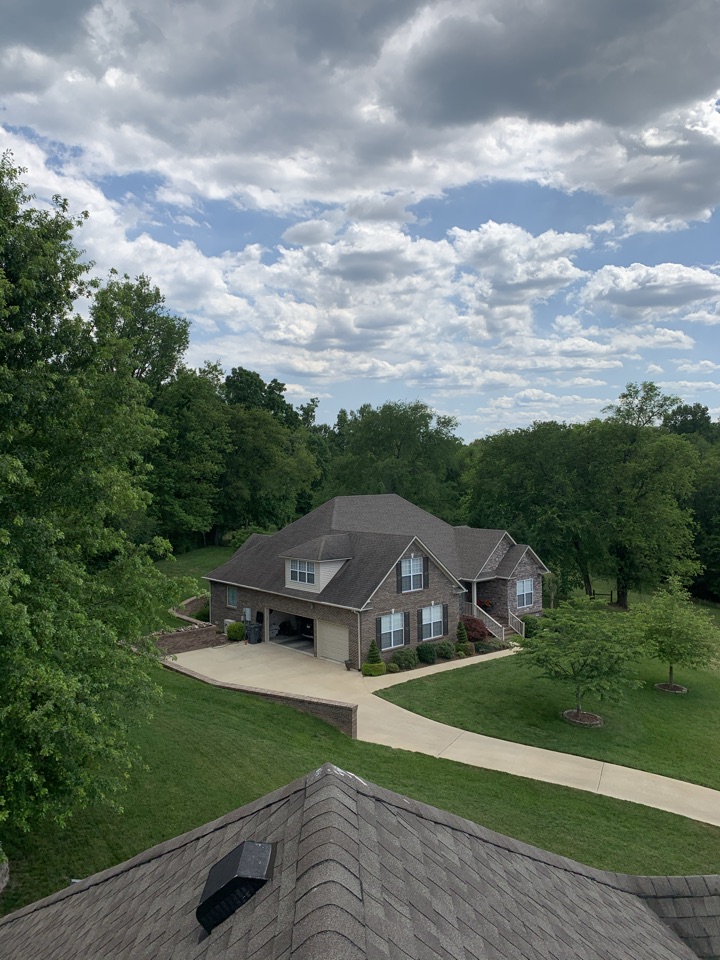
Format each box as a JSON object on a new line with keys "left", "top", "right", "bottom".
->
{"left": 634, "top": 577, "right": 720, "bottom": 691}
{"left": 663, "top": 402, "right": 718, "bottom": 441}
{"left": 602, "top": 381, "right": 681, "bottom": 429}
{"left": 320, "top": 401, "right": 464, "bottom": 521}
{"left": 0, "top": 156, "right": 190, "bottom": 831}
{"left": 223, "top": 366, "right": 300, "bottom": 427}
{"left": 518, "top": 599, "right": 644, "bottom": 722}
{"left": 147, "top": 363, "right": 231, "bottom": 549}
{"left": 91, "top": 272, "right": 189, "bottom": 393}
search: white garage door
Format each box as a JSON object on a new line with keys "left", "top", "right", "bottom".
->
{"left": 316, "top": 621, "right": 349, "bottom": 663}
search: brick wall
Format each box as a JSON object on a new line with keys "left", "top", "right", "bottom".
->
{"left": 154, "top": 624, "right": 225, "bottom": 656}
{"left": 360, "top": 543, "right": 461, "bottom": 661}
{"left": 507, "top": 555, "right": 544, "bottom": 617}
{"left": 163, "top": 662, "right": 357, "bottom": 738}
{"left": 483, "top": 533, "right": 513, "bottom": 572}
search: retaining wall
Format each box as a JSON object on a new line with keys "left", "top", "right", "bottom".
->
{"left": 163, "top": 662, "right": 357, "bottom": 738}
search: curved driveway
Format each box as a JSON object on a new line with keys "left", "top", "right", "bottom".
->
{"left": 171, "top": 641, "right": 720, "bottom": 829}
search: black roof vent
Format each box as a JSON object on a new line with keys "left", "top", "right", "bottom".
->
{"left": 196, "top": 841, "right": 276, "bottom": 934}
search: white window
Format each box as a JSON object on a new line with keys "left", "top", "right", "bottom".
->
{"left": 380, "top": 612, "right": 405, "bottom": 650}
{"left": 401, "top": 556, "right": 424, "bottom": 592}
{"left": 516, "top": 578, "right": 533, "bottom": 608}
{"left": 227, "top": 586, "right": 238, "bottom": 608}
{"left": 290, "top": 559, "right": 316, "bottom": 584}
{"left": 420, "top": 604, "right": 444, "bottom": 640}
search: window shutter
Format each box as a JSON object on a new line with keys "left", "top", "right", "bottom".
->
{"left": 442, "top": 604, "right": 449, "bottom": 636}
{"left": 417, "top": 609, "right": 423, "bottom": 642}
{"left": 376, "top": 617, "right": 382, "bottom": 648}
{"left": 396, "top": 561, "right": 403, "bottom": 593}
{"left": 404, "top": 611, "right": 411, "bottom": 645}
{"left": 423, "top": 556, "right": 430, "bottom": 588}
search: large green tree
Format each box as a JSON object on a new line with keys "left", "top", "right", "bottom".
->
{"left": 319, "top": 400, "right": 464, "bottom": 521}
{"left": 0, "top": 155, "right": 188, "bottom": 831}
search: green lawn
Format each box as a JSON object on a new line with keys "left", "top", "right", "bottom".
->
{"left": 156, "top": 545, "right": 234, "bottom": 594}
{"left": 2, "top": 668, "right": 720, "bottom": 917}
{"left": 378, "top": 654, "right": 720, "bottom": 790}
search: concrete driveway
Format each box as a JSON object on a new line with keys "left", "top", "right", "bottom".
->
{"left": 172, "top": 640, "right": 720, "bottom": 828}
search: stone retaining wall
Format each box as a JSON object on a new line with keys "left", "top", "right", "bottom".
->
{"left": 155, "top": 624, "right": 227, "bottom": 656}
{"left": 0, "top": 859, "right": 8, "bottom": 897}
{"left": 163, "top": 662, "right": 357, "bottom": 738}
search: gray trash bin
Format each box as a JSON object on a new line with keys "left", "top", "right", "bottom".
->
{"left": 247, "top": 623, "right": 262, "bottom": 644}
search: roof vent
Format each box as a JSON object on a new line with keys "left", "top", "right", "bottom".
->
{"left": 196, "top": 841, "right": 276, "bottom": 934}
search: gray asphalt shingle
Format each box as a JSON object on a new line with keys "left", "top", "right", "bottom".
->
{"left": 1, "top": 765, "right": 717, "bottom": 959}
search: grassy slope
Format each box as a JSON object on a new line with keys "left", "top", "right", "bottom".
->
{"left": 379, "top": 655, "right": 720, "bottom": 790}
{"left": 156, "top": 546, "right": 234, "bottom": 594}
{"left": 2, "top": 668, "right": 720, "bottom": 916}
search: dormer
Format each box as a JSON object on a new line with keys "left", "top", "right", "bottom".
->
{"left": 281, "top": 534, "right": 353, "bottom": 593}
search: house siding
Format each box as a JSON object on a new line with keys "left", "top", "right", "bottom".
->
{"left": 360, "top": 544, "right": 460, "bottom": 662}
{"left": 475, "top": 554, "right": 544, "bottom": 620}
{"left": 210, "top": 582, "right": 360, "bottom": 665}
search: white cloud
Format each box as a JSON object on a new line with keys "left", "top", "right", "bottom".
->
{"left": 579, "top": 262, "right": 720, "bottom": 321}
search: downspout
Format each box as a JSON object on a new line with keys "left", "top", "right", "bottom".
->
{"left": 357, "top": 610, "right": 362, "bottom": 671}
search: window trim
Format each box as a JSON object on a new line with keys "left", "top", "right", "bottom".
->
{"left": 516, "top": 578, "right": 534, "bottom": 608}
{"left": 379, "top": 611, "right": 405, "bottom": 650}
{"left": 400, "top": 556, "right": 424, "bottom": 593}
{"left": 290, "top": 558, "right": 316, "bottom": 585}
{"left": 226, "top": 585, "right": 238, "bottom": 608}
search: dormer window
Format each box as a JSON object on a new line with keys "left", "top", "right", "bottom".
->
{"left": 290, "top": 559, "right": 315, "bottom": 585}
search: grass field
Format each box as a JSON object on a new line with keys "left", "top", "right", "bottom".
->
{"left": 2, "top": 667, "right": 720, "bottom": 917}
{"left": 378, "top": 654, "right": 720, "bottom": 790}
{"left": 156, "top": 545, "right": 234, "bottom": 594}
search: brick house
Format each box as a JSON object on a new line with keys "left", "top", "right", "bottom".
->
{"left": 206, "top": 494, "right": 548, "bottom": 668}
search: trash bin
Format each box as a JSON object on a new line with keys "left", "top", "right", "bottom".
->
{"left": 247, "top": 623, "right": 262, "bottom": 644}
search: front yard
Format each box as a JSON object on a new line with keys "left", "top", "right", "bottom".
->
{"left": 2, "top": 667, "right": 720, "bottom": 916}
{"left": 378, "top": 654, "right": 720, "bottom": 790}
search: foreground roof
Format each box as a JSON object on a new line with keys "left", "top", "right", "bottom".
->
{"left": 206, "top": 495, "right": 541, "bottom": 606}
{"left": 1, "top": 764, "right": 717, "bottom": 960}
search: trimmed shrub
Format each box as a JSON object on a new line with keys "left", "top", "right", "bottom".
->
{"left": 456, "top": 621, "right": 469, "bottom": 645}
{"left": 522, "top": 614, "right": 542, "bottom": 638}
{"left": 391, "top": 647, "right": 419, "bottom": 671}
{"left": 436, "top": 640, "right": 455, "bottom": 660}
{"left": 194, "top": 601, "right": 210, "bottom": 622}
{"left": 226, "top": 621, "right": 246, "bottom": 642}
{"left": 416, "top": 642, "right": 438, "bottom": 665}
{"left": 386, "top": 662, "right": 400, "bottom": 673}
{"left": 460, "top": 615, "right": 489, "bottom": 643}
{"left": 367, "top": 638, "right": 382, "bottom": 664}
{"left": 474, "top": 637, "right": 513, "bottom": 654}
{"left": 457, "top": 651, "right": 466, "bottom": 659}
{"left": 361, "top": 661, "right": 387, "bottom": 677}
{"left": 455, "top": 640, "right": 474, "bottom": 657}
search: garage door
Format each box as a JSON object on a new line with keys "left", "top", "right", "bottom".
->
{"left": 316, "top": 621, "right": 350, "bottom": 663}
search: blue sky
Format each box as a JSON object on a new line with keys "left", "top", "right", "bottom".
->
{"left": 2, "top": 0, "right": 720, "bottom": 439}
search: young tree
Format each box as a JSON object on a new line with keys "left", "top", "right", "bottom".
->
{"left": 0, "top": 156, "right": 191, "bottom": 831}
{"left": 518, "top": 599, "right": 644, "bottom": 722}
{"left": 635, "top": 577, "right": 720, "bottom": 691}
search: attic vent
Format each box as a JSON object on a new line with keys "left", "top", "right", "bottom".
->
{"left": 196, "top": 841, "right": 276, "bottom": 934}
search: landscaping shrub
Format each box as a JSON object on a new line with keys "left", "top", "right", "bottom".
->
{"left": 457, "top": 651, "right": 466, "bottom": 659}
{"left": 226, "top": 622, "right": 246, "bottom": 642}
{"left": 391, "top": 647, "right": 419, "bottom": 671}
{"left": 416, "top": 642, "right": 438, "bottom": 665}
{"left": 456, "top": 621, "right": 469, "bottom": 645}
{"left": 436, "top": 640, "right": 455, "bottom": 660}
{"left": 460, "top": 615, "right": 489, "bottom": 643}
{"left": 522, "top": 614, "right": 541, "bottom": 638}
{"left": 194, "top": 601, "right": 210, "bottom": 622}
{"left": 455, "top": 640, "right": 474, "bottom": 657}
{"left": 474, "top": 637, "right": 513, "bottom": 654}
{"left": 361, "top": 662, "right": 387, "bottom": 677}
{"left": 386, "top": 662, "right": 400, "bottom": 673}
{"left": 367, "top": 638, "right": 382, "bottom": 664}
{"left": 229, "top": 525, "right": 277, "bottom": 549}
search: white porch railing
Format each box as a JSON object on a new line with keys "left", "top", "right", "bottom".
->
{"left": 463, "top": 602, "right": 505, "bottom": 640}
{"left": 508, "top": 611, "right": 526, "bottom": 639}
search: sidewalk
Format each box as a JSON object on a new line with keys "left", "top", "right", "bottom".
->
{"left": 173, "top": 643, "right": 720, "bottom": 828}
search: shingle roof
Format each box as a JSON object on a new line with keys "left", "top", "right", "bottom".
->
{"left": 206, "top": 495, "right": 542, "bottom": 607}
{"left": 1, "top": 764, "right": 716, "bottom": 960}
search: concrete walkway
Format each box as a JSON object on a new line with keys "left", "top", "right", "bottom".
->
{"left": 172, "top": 641, "right": 720, "bottom": 829}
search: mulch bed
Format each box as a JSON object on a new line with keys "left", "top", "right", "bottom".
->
{"left": 654, "top": 682, "right": 688, "bottom": 694}
{"left": 562, "top": 709, "right": 604, "bottom": 727}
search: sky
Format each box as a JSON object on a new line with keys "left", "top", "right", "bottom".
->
{"left": 2, "top": 0, "right": 720, "bottom": 440}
